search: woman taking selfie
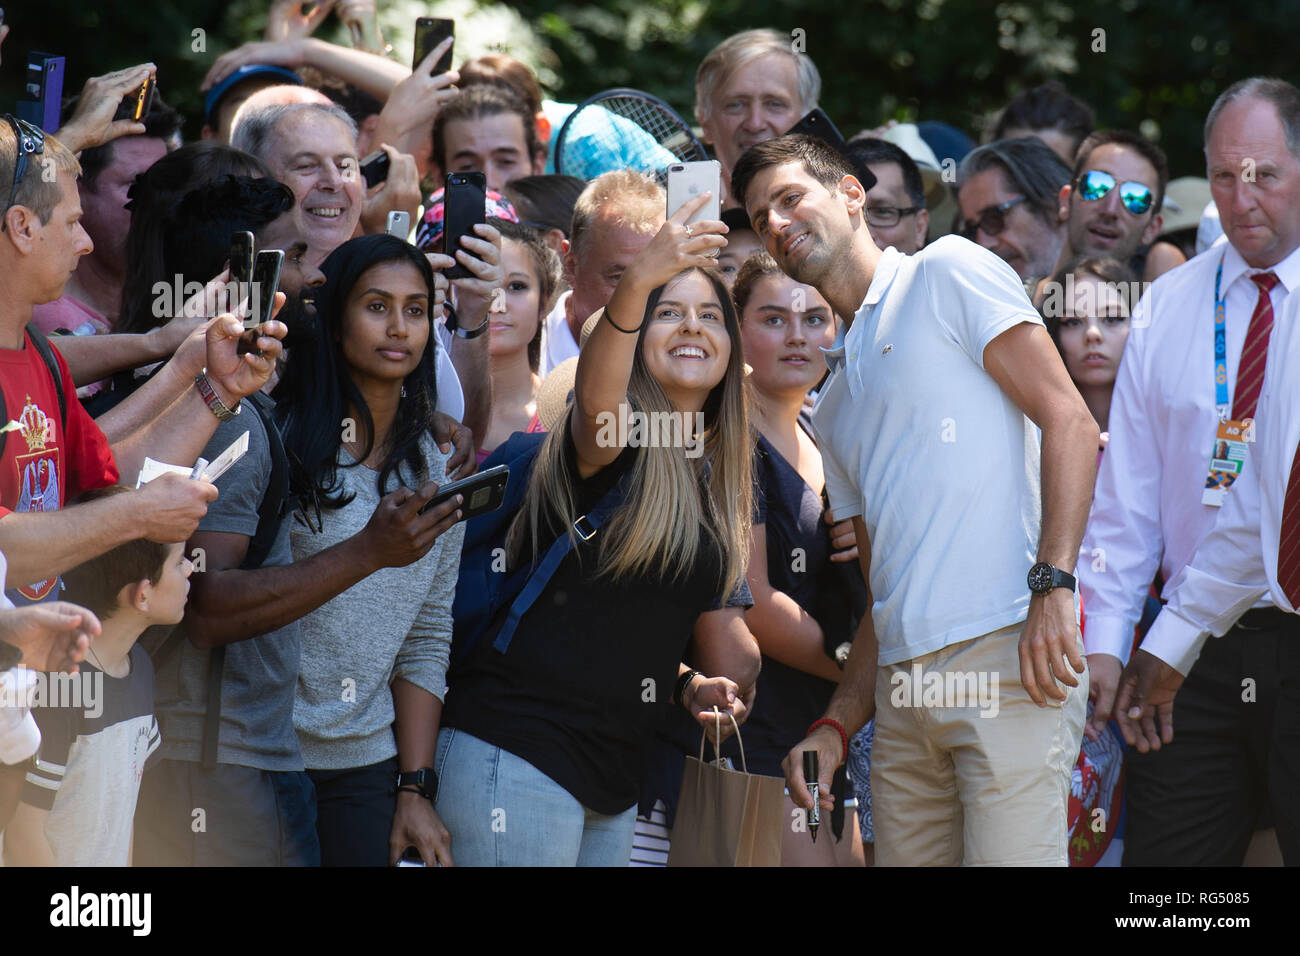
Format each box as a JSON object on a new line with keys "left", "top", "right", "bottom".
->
{"left": 273, "top": 234, "right": 466, "bottom": 867}
{"left": 438, "top": 193, "right": 757, "bottom": 866}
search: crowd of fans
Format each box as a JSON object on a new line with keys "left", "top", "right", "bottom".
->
{"left": 0, "top": 2, "right": 1295, "bottom": 869}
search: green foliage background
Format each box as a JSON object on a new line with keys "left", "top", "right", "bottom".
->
{"left": 2, "top": 0, "right": 1293, "bottom": 176}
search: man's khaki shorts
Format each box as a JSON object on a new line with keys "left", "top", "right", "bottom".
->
{"left": 871, "top": 621, "right": 1087, "bottom": 866}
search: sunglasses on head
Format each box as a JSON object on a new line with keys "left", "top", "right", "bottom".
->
{"left": 960, "top": 195, "right": 1027, "bottom": 240}
{"left": 2, "top": 114, "right": 45, "bottom": 233}
{"left": 1075, "top": 169, "right": 1154, "bottom": 216}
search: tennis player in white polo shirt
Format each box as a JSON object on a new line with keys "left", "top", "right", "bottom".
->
{"left": 732, "top": 134, "right": 1100, "bottom": 865}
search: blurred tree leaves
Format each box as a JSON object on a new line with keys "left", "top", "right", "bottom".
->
{"left": 1, "top": 0, "right": 1294, "bottom": 175}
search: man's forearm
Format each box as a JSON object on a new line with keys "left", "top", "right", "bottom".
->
{"left": 0, "top": 498, "right": 139, "bottom": 588}
{"left": 820, "top": 609, "right": 878, "bottom": 748}
{"left": 109, "top": 379, "right": 221, "bottom": 482}
{"left": 54, "top": 332, "right": 170, "bottom": 388}
{"left": 185, "top": 536, "right": 379, "bottom": 648}
{"left": 1037, "top": 407, "right": 1099, "bottom": 572}
{"left": 95, "top": 359, "right": 190, "bottom": 447}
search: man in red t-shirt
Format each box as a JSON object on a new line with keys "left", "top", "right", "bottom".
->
{"left": 0, "top": 120, "right": 286, "bottom": 607}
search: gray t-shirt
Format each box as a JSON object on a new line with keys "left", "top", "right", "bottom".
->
{"left": 291, "top": 434, "right": 463, "bottom": 770}
{"left": 152, "top": 402, "right": 303, "bottom": 772}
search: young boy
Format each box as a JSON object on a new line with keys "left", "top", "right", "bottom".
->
{"left": 4, "top": 487, "right": 193, "bottom": 866}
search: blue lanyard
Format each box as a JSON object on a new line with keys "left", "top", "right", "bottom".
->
{"left": 1213, "top": 254, "right": 1230, "bottom": 418}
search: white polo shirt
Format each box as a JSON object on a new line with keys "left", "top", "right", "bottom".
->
{"left": 811, "top": 236, "right": 1044, "bottom": 666}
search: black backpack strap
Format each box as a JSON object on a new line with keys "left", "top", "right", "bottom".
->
{"left": 200, "top": 392, "right": 292, "bottom": 770}
{"left": 1, "top": 325, "right": 69, "bottom": 459}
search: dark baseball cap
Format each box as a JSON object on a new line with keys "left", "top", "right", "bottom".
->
{"left": 204, "top": 65, "right": 303, "bottom": 126}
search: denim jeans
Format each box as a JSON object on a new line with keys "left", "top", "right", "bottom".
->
{"left": 434, "top": 727, "right": 637, "bottom": 866}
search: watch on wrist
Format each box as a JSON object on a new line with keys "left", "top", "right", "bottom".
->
{"left": 394, "top": 767, "right": 438, "bottom": 801}
{"left": 1027, "top": 561, "right": 1076, "bottom": 595}
{"left": 444, "top": 303, "right": 489, "bottom": 340}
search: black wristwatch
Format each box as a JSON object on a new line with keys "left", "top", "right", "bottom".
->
{"left": 1027, "top": 562, "right": 1076, "bottom": 595}
{"left": 395, "top": 767, "right": 438, "bottom": 801}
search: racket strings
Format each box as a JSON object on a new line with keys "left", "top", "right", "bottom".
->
{"left": 558, "top": 91, "right": 708, "bottom": 181}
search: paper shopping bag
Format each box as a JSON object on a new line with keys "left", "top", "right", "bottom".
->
{"left": 666, "top": 709, "right": 785, "bottom": 867}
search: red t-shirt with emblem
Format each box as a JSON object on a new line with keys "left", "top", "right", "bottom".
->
{"left": 0, "top": 330, "right": 119, "bottom": 603}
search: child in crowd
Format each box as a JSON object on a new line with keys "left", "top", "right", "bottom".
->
{"left": 5, "top": 486, "right": 191, "bottom": 866}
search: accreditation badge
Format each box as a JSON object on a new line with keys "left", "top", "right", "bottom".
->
{"left": 1202, "top": 418, "right": 1253, "bottom": 507}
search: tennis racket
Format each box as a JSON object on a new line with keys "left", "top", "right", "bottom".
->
{"left": 554, "top": 87, "right": 709, "bottom": 183}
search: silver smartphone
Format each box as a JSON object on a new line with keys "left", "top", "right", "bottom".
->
{"left": 666, "top": 160, "right": 722, "bottom": 225}
{"left": 386, "top": 210, "right": 411, "bottom": 240}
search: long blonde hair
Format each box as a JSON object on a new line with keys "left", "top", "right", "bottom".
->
{"left": 507, "top": 268, "right": 753, "bottom": 595}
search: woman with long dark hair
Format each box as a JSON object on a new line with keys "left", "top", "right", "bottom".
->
{"left": 438, "top": 196, "right": 757, "bottom": 866}
{"left": 274, "top": 234, "right": 465, "bottom": 867}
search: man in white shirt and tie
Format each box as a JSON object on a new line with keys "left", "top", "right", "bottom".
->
{"left": 1080, "top": 77, "right": 1300, "bottom": 865}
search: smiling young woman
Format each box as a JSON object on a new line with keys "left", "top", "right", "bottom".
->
{"left": 436, "top": 194, "right": 760, "bottom": 866}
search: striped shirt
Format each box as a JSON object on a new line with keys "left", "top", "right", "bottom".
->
{"left": 23, "top": 645, "right": 160, "bottom": 866}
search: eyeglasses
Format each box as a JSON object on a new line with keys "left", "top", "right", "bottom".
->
{"left": 865, "top": 205, "right": 923, "bottom": 228}
{"left": 2, "top": 115, "right": 45, "bottom": 233}
{"left": 960, "top": 195, "right": 1026, "bottom": 240}
{"left": 1075, "top": 170, "right": 1154, "bottom": 216}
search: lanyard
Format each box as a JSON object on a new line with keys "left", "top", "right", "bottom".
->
{"left": 1213, "top": 253, "right": 1230, "bottom": 419}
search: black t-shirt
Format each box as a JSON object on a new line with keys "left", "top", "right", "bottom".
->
{"left": 721, "top": 432, "right": 862, "bottom": 777}
{"left": 442, "top": 431, "right": 730, "bottom": 815}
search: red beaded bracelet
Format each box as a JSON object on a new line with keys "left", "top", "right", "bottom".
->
{"left": 807, "top": 718, "right": 849, "bottom": 765}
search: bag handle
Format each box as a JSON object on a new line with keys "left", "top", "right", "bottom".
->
{"left": 696, "top": 705, "right": 746, "bottom": 773}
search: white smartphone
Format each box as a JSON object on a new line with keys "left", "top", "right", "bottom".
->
{"left": 666, "top": 160, "right": 722, "bottom": 226}
{"left": 386, "top": 210, "right": 412, "bottom": 240}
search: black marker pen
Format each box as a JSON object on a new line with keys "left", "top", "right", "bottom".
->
{"left": 805, "top": 750, "right": 820, "bottom": 843}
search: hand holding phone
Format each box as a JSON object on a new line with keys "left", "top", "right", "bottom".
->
{"left": 441, "top": 171, "right": 487, "bottom": 280}
{"left": 414, "top": 17, "right": 454, "bottom": 74}
{"left": 360, "top": 149, "right": 391, "bottom": 188}
{"left": 417, "top": 464, "right": 509, "bottom": 518}
{"left": 666, "top": 161, "right": 722, "bottom": 225}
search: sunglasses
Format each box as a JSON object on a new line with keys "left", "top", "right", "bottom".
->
{"left": 960, "top": 195, "right": 1027, "bottom": 240}
{"left": 1075, "top": 170, "right": 1154, "bottom": 216}
{"left": 2, "top": 114, "right": 45, "bottom": 233}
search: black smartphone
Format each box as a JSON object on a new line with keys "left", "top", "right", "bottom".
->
{"left": 786, "top": 108, "right": 847, "bottom": 152}
{"left": 230, "top": 231, "right": 254, "bottom": 286}
{"left": 251, "top": 249, "right": 284, "bottom": 328}
{"left": 414, "top": 17, "right": 454, "bottom": 74}
{"left": 360, "top": 149, "right": 391, "bottom": 188}
{"left": 132, "top": 72, "right": 156, "bottom": 123}
{"left": 418, "top": 464, "right": 509, "bottom": 518}
{"left": 442, "top": 170, "right": 486, "bottom": 280}
{"left": 17, "top": 53, "right": 65, "bottom": 132}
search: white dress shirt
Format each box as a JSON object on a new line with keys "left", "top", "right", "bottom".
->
{"left": 1143, "top": 289, "right": 1300, "bottom": 674}
{"left": 1079, "top": 241, "right": 1300, "bottom": 663}
{"left": 539, "top": 291, "right": 578, "bottom": 377}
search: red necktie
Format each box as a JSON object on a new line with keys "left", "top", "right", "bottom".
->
{"left": 1232, "top": 272, "right": 1280, "bottom": 421}
{"left": 1278, "top": 440, "right": 1300, "bottom": 609}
